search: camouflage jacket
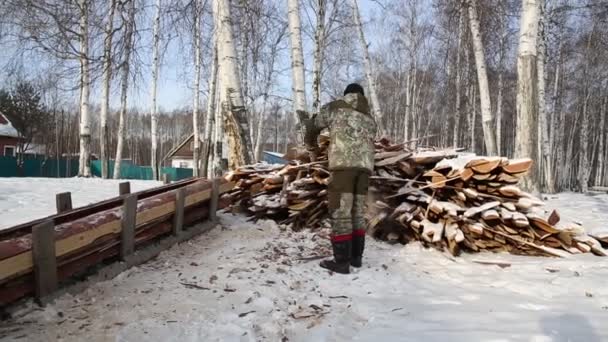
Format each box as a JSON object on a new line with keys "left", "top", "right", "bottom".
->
{"left": 304, "top": 93, "right": 377, "bottom": 172}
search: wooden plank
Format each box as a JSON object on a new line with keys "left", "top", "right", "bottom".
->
{"left": 173, "top": 189, "right": 185, "bottom": 236}
{"left": 56, "top": 192, "right": 73, "bottom": 214}
{"left": 121, "top": 194, "right": 138, "bottom": 260}
{"left": 32, "top": 220, "right": 58, "bottom": 304}
{"left": 119, "top": 182, "right": 131, "bottom": 196}
{"left": 210, "top": 178, "right": 220, "bottom": 222}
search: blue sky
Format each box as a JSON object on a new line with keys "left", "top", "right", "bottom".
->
{"left": 132, "top": 0, "right": 382, "bottom": 111}
{"left": 0, "top": 0, "right": 382, "bottom": 112}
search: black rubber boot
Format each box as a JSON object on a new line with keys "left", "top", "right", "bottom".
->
{"left": 351, "top": 234, "right": 365, "bottom": 268}
{"left": 320, "top": 240, "right": 351, "bottom": 274}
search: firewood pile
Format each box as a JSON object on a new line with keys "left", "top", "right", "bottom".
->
{"left": 224, "top": 137, "right": 607, "bottom": 257}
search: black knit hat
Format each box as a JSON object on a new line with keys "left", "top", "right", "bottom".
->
{"left": 344, "top": 83, "right": 365, "bottom": 96}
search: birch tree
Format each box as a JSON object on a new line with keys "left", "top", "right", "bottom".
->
{"left": 288, "top": 0, "right": 308, "bottom": 138}
{"left": 515, "top": 0, "right": 540, "bottom": 193}
{"left": 312, "top": 0, "right": 326, "bottom": 112}
{"left": 466, "top": 0, "right": 497, "bottom": 155}
{"left": 202, "top": 40, "right": 218, "bottom": 178}
{"left": 150, "top": 0, "right": 162, "bottom": 180}
{"left": 351, "top": 0, "right": 384, "bottom": 134}
{"left": 100, "top": 0, "right": 118, "bottom": 179}
{"left": 214, "top": 0, "right": 253, "bottom": 168}
{"left": 192, "top": 0, "right": 202, "bottom": 177}
{"left": 537, "top": 0, "right": 552, "bottom": 191}
{"left": 77, "top": 0, "right": 92, "bottom": 177}
{"left": 113, "top": 0, "right": 136, "bottom": 179}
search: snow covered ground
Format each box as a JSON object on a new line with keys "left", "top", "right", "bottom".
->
{"left": 2, "top": 200, "right": 607, "bottom": 342}
{"left": 0, "top": 178, "right": 162, "bottom": 231}
{"left": 544, "top": 192, "right": 608, "bottom": 238}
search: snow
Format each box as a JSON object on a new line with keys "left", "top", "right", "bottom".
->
{"left": 0, "top": 113, "right": 19, "bottom": 138}
{"left": 0, "top": 178, "right": 162, "bottom": 230}
{"left": 544, "top": 192, "right": 608, "bottom": 238}
{"left": 2, "top": 207, "right": 607, "bottom": 341}
{"left": 0, "top": 192, "right": 607, "bottom": 341}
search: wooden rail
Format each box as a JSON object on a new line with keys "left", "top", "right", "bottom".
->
{"left": 0, "top": 178, "right": 233, "bottom": 308}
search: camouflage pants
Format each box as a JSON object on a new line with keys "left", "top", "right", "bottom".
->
{"left": 328, "top": 169, "right": 370, "bottom": 237}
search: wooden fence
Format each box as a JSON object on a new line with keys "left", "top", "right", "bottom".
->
{"left": 0, "top": 177, "right": 234, "bottom": 308}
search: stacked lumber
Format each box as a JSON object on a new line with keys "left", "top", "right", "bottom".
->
{"left": 225, "top": 138, "right": 607, "bottom": 258}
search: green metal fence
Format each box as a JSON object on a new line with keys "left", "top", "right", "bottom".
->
{"left": 0, "top": 156, "right": 79, "bottom": 177}
{"left": 0, "top": 156, "right": 192, "bottom": 181}
{"left": 90, "top": 161, "right": 192, "bottom": 181}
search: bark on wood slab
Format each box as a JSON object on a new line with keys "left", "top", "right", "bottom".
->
{"left": 226, "top": 138, "right": 604, "bottom": 259}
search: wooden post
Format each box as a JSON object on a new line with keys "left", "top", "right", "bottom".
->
{"left": 32, "top": 220, "right": 58, "bottom": 304}
{"left": 162, "top": 173, "right": 170, "bottom": 184}
{"left": 119, "top": 181, "right": 131, "bottom": 196}
{"left": 120, "top": 194, "right": 138, "bottom": 260}
{"left": 55, "top": 192, "right": 73, "bottom": 214}
{"left": 172, "top": 188, "right": 185, "bottom": 236}
{"left": 210, "top": 178, "right": 220, "bottom": 222}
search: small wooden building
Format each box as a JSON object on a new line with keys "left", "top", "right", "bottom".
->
{"left": 0, "top": 112, "right": 20, "bottom": 157}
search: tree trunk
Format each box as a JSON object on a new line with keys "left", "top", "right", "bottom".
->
{"left": 403, "top": 72, "right": 411, "bottom": 142}
{"left": 351, "top": 0, "right": 383, "bottom": 134}
{"left": 549, "top": 40, "right": 562, "bottom": 192}
{"left": 192, "top": 0, "right": 202, "bottom": 177}
{"left": 312, "top": 0, "right": 326, "bottom": 112}
{"left": 453, "top": 7, "right": 464, "bottom": 148}
{"left": 288, "top": 0, "right": 308, "bottom": 140}
{"left": 466, "top": 0, "right": 497, "bottom": 155}
{"left": 577, "top": 25, "right": 596, "bottom": 192}
{"left": 470, "top": 81, "right": 476, "bottom": 153}
{"left": 214, "top": 0, "right": 253, "bottom": 169}
{"left": 594, "top": 94, "right": 606, "bottom": 186}
{"left": 150, "top": 0, "right": 161, "bottom": 180}
{"left": 100, "top": 0, "right": 117, "bottom": 179}
{"left": 202, "top": 41, "right": 218, "bottom": 178}
{"left": 112, "top": 0, "right": 136, "bottom": 179}
{"left": 537, "top": 0, "right": 552, "bottom": 192}
{"left": 78, "top": 0, "right": 91, "bottom": 177}
{"left": 515, "top": 0, "right": 540, "bottom": 193}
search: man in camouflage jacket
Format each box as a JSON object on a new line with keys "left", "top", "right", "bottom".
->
{"left": 304, "top": 83, "right": 377, "bottom": 274}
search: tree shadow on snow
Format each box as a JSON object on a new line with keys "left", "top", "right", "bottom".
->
{"left": 540, "top": 314, "right": 601, "bottom": 342}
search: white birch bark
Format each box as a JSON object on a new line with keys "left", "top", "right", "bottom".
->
{"left": 351, "top": 0, "right": 383, "bottom": 134}
{"left": 577, "top": 25, "right": 596, "bottom": 192}
{"left": 113, "top": 0, "right": 136, "bottom": 179}
{"left": 150, "top": 0, "right": 161, "bottom": 180}
{"left": 78, "top": 0, "right": 91, "bottom": 177}
{"left": 470, "top": 82, "right": 476, "bottom": 153}
{"left": 515, "top": 0, "right": 540, "bottom": 193}
{"left": 549, "top": 41, "right": 562, "bottom": 192}
{"left": 312, "top": 0, "right": 326, "bottom": 112}
{"left": 214, "top": 0, "right": 253, "bottom": 168}
{"left": 203, "top": 41, "right": 218, "bottom": 178}
{"left": 537, "top": 0, "right": 552, "bottom": 192}
{"left": 466, "top": 0, "right": 497, "bottom": 155}
{"left": 100, "top": 0, "right": 117, "bottom": 179}
{"left": 453, "top": 8, "right": 464, "bottom": 148}
{"left": 403, "top": 72, "right": 411, "bottom": 142}
{"left": 595, "top": 94, "right": 606, "bottom": 186}
{"left": 288, "top": 0, "right": 308, "bottom": 140}
{"left": 192, "top": 0, "right": 202, "bottom": 177}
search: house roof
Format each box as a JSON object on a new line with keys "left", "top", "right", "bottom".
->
{"left": 162, "top": 133, "right": 200, "bottom": 162}
{"left": 0, "top": 112, "right": 19, "bottom": 138}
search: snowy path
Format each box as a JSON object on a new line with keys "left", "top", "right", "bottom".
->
{"left": 2, "top": 213, "right": 607, "bottom": 342}
{"left": 0, "top": 178, "right": 162, "bottom": 231}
